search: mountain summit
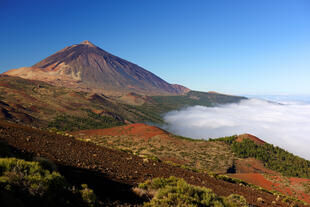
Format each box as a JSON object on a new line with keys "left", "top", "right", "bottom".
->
{"left": 80, "top": 40, "right": 96, "bottom": 47}
{"left": 4, "top": 41, "right": 189, "bottom": 95}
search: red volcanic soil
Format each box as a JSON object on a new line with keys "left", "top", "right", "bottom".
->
{"left": 72, "top": 123, "right": 168, "bottom": 139}
{"left": 232, "top": 173, "right": 275, "bottom": 191}
{"left": 0, "top": 120, "right": 298, "bottom": 207}
{"left": 236, "top": 133, "right": 266, "bottom": 145}
{"left": 289, "top": 177, "right": 310, "bottom": 204}
{"left": 235, "top": 158, "right": 278, "bottom": 174}
{"left": 231, "top": 173, "right": 310, "bottom": 204}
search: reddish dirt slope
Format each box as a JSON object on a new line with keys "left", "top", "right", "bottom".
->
{"left": 72, "top": 123, "right": 168, "bottom": 139}
{"left": 232, "top": 173, "right": 275, "bottom": 191}
{"left": 236, "top": 133, "right": 266, "bottom": 145}
{"left": 0, "top": 120, "right": 299, "bottom": 207}
{"left": 231, "top": 173, "right": 310, "bottom": 204}
{"left": 235, "top": 158, "right": 278, "bottom": 174}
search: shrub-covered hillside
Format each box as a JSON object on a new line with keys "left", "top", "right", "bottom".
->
{"left": 48, "top": 109, "right": 124, "bottom": 131}
{"left": 215, "top": 136, "right": 310, "bottom": 178}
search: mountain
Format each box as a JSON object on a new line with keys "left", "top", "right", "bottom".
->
{"left": 4, "top": 40, "right": 189, "bottom": 95}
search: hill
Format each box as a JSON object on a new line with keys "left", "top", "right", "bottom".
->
{"left": 72, "top": 123, "right": 310, "bottom": 204}
{"left": 216, "top": 135, "right": 310, "bottom": 178}
{"left": 214, "top": 135, "right": 310, "bottom": 203}
{"left": 236, "top": 134, "right": 266, "bottom": 145}
{"left": 0, "top": 75, "right": 245, "bottom": 128}
{"left": 0, "top": 120, "right": 302, "bottom": 207}
{"left": 72, "top": 123, "right": 235, "bottom": 173}
{"left": 4, "top": 40, "right": 188, "bottom": 95}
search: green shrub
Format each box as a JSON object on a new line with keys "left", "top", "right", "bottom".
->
{"left": 0, "top": 157, "right": 99, "bottom": 206}
{"left": 80, "top": 184, "right": 97, "bottom": 207}
{"left": 137, "top": 176, "right": 248, "bottom": 207}
{"left": 223, "top": 194, "right": 248, "bottom": 207}
{"left": 0, "top": 158, "right": 67, "bottom": 196}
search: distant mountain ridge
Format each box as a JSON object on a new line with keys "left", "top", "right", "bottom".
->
{"left": 4, "top": 40, "right": 189, "bottom": 95}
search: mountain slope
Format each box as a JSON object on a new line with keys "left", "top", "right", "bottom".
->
{"left": 0, "top": 75, "right": 158, "bottom": 128}
{"left": 0, "top": 120, "right": 302, "bottom": 207}
{"left": 0, "top": 75, "right": 245, "bottom": 128}
{"left": 72, "top": 123, "right": 235, "bottom": 173}
{"left": 72, "top": 124, "right": 310, "bottom": 204}
{"left": 4, "top": 41, "right": 188, "bottom": 95}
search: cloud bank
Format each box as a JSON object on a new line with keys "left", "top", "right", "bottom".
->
{"left": 163, "top": 98, "right": 310, "bottom": 160}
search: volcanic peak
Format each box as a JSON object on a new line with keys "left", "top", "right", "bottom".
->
{"left": 3, "top": 40, "right": 190, "bottom": 95}
{"left": 80, "top": 40, "right": 96, "bottom": 47}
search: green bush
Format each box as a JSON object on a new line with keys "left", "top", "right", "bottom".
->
{"left": 0, "top": 157, "right": 98, "bottom": 207}
{"left": 223, "top": 194, "right": 248, "bottom": 207}
{"left": 0, "top": 158, "right": 67, "bottom": 196}
{"left": 80, "top": 184, "right": 97, "bottom": 207}
{"left": 138, "top": 176, "right": 248, "bottom": 207}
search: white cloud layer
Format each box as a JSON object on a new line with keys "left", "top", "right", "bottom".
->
{"left": 163, "top": 98, "right": 310, "bottom": 160}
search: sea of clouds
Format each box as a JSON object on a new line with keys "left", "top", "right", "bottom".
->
{"left": 163, "top": 96, "right": 310, "bottom": 160}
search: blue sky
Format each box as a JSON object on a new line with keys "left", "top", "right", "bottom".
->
{"left": 1, "top": 0, "right": 309, "bottom": 95}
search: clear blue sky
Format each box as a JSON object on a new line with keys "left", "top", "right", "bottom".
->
{"left": 1, "top": 0, "right": 309, "bottom": 95}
